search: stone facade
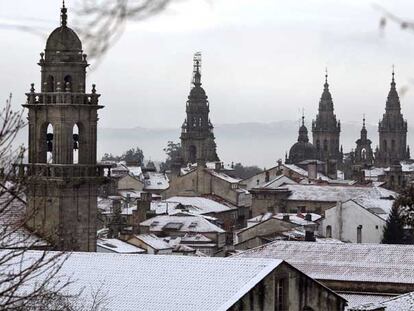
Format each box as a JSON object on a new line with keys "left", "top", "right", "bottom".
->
{"left": 375, "top": 71, "right": 410, "bottom": 167}
{"left": 180, "top": 53, "right": 219, "bottom": 165}
{"left": 21, "top": 4, "right": 108, "bottom": 251}
{"left": 229, "top": 262, "right": 347, "bottom": 311}
{"left": 312, "top": 73, "right": 342, "bottom": 163}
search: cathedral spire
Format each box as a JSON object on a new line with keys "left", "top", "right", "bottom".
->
{"left": 61, "top": 0, "right": 68, "bottom": 27}
{"left": 361, "top": 115, "right": 367, "bottom": 140}
{"left": 298, "top": 114, "right": 309, "bottom": 143}
{"left": 386, "top": 66, "right": 400, "bottom": 111}
{"left": 319, "top": 69, "right": 333, "bottom": 111}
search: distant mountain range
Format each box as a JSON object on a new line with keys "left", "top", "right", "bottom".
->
{"left": 14, "top": 121, "right": 414, "bottom": 168}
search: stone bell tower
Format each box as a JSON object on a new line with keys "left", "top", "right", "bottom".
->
{"left": 20, "top": 3, "right": 110, "bottom": 251}
{"left": 180, "top": 52, "right": 219, "bottom": 164}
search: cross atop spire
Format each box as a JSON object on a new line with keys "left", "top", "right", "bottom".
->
{"left": 301, "top": 108, "right": 305, "bottom": 126}
{"left": 363, "top": 113, "right": 366, "bottom": 128}
{"left": 61, "top": 0, "right": 68, "bottom": 27}
{"left": 192, "top": 52, "right": 202, "bottom": 86}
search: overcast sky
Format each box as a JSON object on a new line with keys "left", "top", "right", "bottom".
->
{"left": 1, "top": 0, "right": 414, "bottom": 130}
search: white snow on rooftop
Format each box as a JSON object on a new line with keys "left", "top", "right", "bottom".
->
{"left": 97, "top": 238, "right": 145, "bottom": 254}
{"left": 165, "top": 196, "right": 236, "bottom": 214}
{"left": 284, "top": 164, "right": 331, "bottom": 181}
{"left": 143, "top": 172, "right": 169, "bottom": 190}
{"left": 7, "top": 251, "right": 282, "bottom": 311}
{"left": 236, "top": 241, "right": 414, "bottom": 284}
{"left": 280, "top": 184, "right": 397, "bottom": 202}
{"left": 208, "top": 170, "right": 241, "bottom": 184}
{"left": 349, "top": 291, "right": 414, "bottom": 311}
{"left": 134, "top": 234, "right": 172, "bottom": 250}
{"left": 141, "top": 215, "right": 225, "bottom": 233}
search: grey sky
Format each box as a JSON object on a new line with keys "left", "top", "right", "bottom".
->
{"left": 1, "top": 0, "right": 414, "bottom": 131}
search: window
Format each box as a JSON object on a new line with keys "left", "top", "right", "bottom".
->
{"left": 275, "top": 278, "right": 287, "bottom": 311}
{"left": 357, "top": 225, "right": 362, "bottom": 243}
{"left": 73, "top": 124, "right": 79, "bottom": 164}
{"left": 47, "top": 75, "right": 55, "bottom": 92}
{"left": 46, "top": 123, "right": 54, "bottom": 163}
{"left": 326, "top": 225, "right": 332, "bottom": 238}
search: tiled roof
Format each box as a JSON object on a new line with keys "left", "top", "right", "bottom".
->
{"left": 97, "top": 238, "right": 145, "bottom": 254}
{"left": 141, "top": 215, "right": 225, "bottom": 233}
{"left": 349, "top": 292, "right": 414, "bottom": 311}
{"left": 236, "top": 241, "right": 414, "bottom": 284}
{"left": 133, "top": 234, "right": 172, "bottom": 250}
{"left": 6, "top": 250, "right": 282, "bottom": 311}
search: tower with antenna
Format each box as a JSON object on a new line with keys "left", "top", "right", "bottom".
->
{"left": 180, "top": 52, "right": 219, "bottom": 165}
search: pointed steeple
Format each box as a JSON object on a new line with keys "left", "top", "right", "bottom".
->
{"left": 192, "top": 52, "right": 202, "bottom": 87}
{"left": 61, "top": 0, "right": 68, "bottom": 27}
{"left": 319, "top": 69, "right": 333, "bottom": 111}
{"left": 360, "top": 115, "right": 367, "bottom": 140}
{"left": 386, "top": 66, "right": 401, "bottom": 111}
{"left": 298, "top": 113, "right": 309, "bottom": 143}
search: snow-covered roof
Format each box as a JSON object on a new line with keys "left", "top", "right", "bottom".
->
{"left": 247, "top": 212, "right": 321, "bottom": 227}
{"left": 140, "top": 215, "right": 225, "bottom": 233}
{"left": 259, "top": 175, "right": 297, "bottom": 189}
{"left": 165, "top": 196, "right": 236, "bottom": 214}
{"left": 349, "top": 292, "right": 414, "bottom": 311}
{"left": 236, "top": 241, "right": 414, "bottom": 285}
{"left": 126, "top": 165, "right": 142, "bottom": 177}
{"left": 280, "top": 184, "right": 397, "bottom": 203}
{"left": 143, "top": 172, "right": 169, "bottom": 190}
{"left": 133, "top": 234, "right": 172, "bottom": 250}
{"left": 97, "top": 238, "right": 146, "bottom": 254}
{"left": 284, "top": 164, "right": 331, "bottom": 181}
{"left": 351, "top": 197, "right": 394, "bottom": 220}
{"left": 8, "top": 250, "right": 283, "bottom": 311}
{"left": 342, "top": 294, "right": 394, "bottom": 310}
{"left": 208, "top": 170, "right": 241, "bottom": 184}
{"left": 0, "top": 194, "right": 48, "bottom": 248}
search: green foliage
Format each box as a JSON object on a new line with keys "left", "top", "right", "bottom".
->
{"left": 383, "top": 186, "right": 414, "bottom": 244}
{"left": 160, "top": 141, "right": 182, "bottom": 172}
{"left": 232, "top": 163, "right": 262, "bottom": 180}
{"left": 101, "top": 147, "right": 144, "bottom": 165}
{"left": 382, "top": 203, "right": 405, "bottom": 244}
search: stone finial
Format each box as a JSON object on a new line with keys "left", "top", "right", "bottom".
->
{"left": 61, "top": 0, "right": 68, "bottom": 27}
{"left": 30, "top": 83, "right": 35, "bottom": 93}
{"left": 92, "top": 84, "right": 96, "bottom": 94}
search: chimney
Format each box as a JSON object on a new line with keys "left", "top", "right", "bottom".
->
{"left": 307, "top": 160, "right": 317, "bottom": 180}
{"left": 215, "top": 161, "right": 221, "bottom": 171}
{"left": 304, "top": 213, "right": 312, "bottom": 221}
{"left": 305, "top": 230, "right": 316, "bottom": 242}
{"left": 132, "top": 192, "right": 152, "bottom": 234}
{"left": 282, "top": 214, "right": 290, "bottom": 222}
{"left": 326, "top": 159, "right": 338, "bottom": 180}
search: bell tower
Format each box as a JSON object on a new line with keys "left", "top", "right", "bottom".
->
{"left": 180, "top": 53, "right": 219, "bottom": 164}
{"left": 312, "top": 71, "right": 342, "bottom": 163}
{"left": 20, "top": 3, "right": 110, "bottom": 251}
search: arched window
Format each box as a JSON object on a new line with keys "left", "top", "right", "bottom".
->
{"left": 391, "top": 139, "right": 396, "bottom": 151}
{"left": 323, "top": 139, "right": 328, "bottom": 152}
{"left": 326, "top": 225, "right": 332, "bottom": 238}
{"left": 316, "top": 140, "right": 320, "bottom": 151}
{"left": 47, "top": 76, "right": 55, "bottom": 92}
{"left": 46, "top": 123, "right": 54, "bottom": 163}
{"left": 73, "top": 124, "right": 79, "bottom": 164}
{"left": 361, "top": 148, "right": 367, "bottom": 160}
{"left": 189, "top": 145, "right": 197, "bottom": 164}
{"left": 64, "top": 75, "right": 72, "bottom": 92}
{"left": 383, "top": 140, "right": 388, "bottom": 152}
{"left": 357, "top": 225, "right": 362, "bottom": 243}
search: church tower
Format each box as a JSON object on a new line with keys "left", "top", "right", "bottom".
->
{"left": 312, "top": 72, "right": 341, "bottom": 163}
{"left": 375, "top": 70, "right": 409, "bottom": 167}
{"left": 286, "top": 115, "right": 317, "bottom": 164}
{"left": 353, "top": 117, "right": 374, "bottom": 166}
{"left": 180, "top": 53, "right": 219, "bottom": 164}
{"left": 20, "top": 3, "right": 109, "bottom": 251}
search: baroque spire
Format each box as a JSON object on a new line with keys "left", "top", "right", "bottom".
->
{"left": 319, "top": 69, "right": 333, "bottom": 111}
{"left": 386, "top": 66, "right": 401, "bottom": 111}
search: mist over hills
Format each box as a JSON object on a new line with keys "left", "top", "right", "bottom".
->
{"left": 13, "top": 120, "right": 412, "bottom": 168}
{"left": 96, "top": 120, "right": 413, "bottom": 168}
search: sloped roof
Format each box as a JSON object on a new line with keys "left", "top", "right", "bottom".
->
{"left": 165, "top": 196, "right": 236, "bottom": 214}
{"left": 133, "top": 234, "right": 172, "bottom": 250}
{"left": 97, "top": 238, "right": 145, "bottom": 254}
{"left": 349, "top": 292, "right": 414, "bottom": 311}
{"left": 280, "top": 184, "right": 396, "bottom": 202}
{"left": 236, "top": 241, "right": 414, "bottom": 284}
{"left": 143, "top": 172, "right": 169, "bottom": 190}
{"left": 5, "top": 250, "right": 282, "bottom": 311}
{"left": 140, "top": 215, "right": 225, "bottom": 233}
